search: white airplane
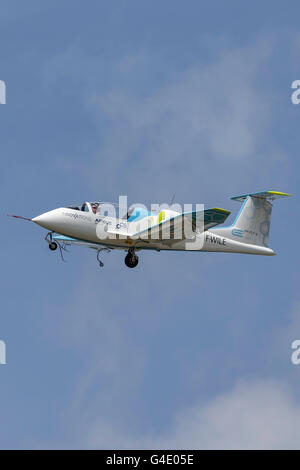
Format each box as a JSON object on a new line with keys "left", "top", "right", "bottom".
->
{"left": 8, "top": 190, "right": 290, "bottom": 268}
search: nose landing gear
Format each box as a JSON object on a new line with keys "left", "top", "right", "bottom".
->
{"left": 125, "top": 249, "right": 139, "bottom": 268}
{"left": 45, "top": 232, "right": 67, "bottom": 261}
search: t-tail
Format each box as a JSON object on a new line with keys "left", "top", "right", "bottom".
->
{"left": 212, "top": 190, "right": 291, "bottom": 254}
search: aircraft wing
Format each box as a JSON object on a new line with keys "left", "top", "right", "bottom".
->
{"left": 130, "top": 207, "right": 231, "bottom": 241}
{"left": 52, "top": 235, "right": 114, "bottom": 250}
{"left": 197, "top": 207, "right": 231, "bottom": 230}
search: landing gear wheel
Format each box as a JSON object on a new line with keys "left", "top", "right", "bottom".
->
{"left": 49, "top": 242, "right": 58, "bottom": 251}
{"left": 125, "top": 253, "right": 139, "bottom": 268}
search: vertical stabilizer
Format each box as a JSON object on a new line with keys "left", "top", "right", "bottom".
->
{"left": 212, "top": 191, "right": 291, "bottom": 248}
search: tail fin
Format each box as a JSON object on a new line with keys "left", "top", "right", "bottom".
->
{"left": 230, "top": 191, "right": 291, "bottom": 247}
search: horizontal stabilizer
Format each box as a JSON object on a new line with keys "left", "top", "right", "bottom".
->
{"left": 231, "top": 190, "right": 291, "bottom": 202}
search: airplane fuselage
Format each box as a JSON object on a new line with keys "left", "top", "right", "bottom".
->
{"left": 32, "top": 207, "right": 275, "bottom": 256}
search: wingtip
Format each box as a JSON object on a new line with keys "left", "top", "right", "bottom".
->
{"left": 211, "top": 207, "right": 231, "bottom": 214}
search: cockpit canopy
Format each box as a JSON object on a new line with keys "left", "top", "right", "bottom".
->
{"left": 66, "top": 202, "right": 108, "bottom": 215}
{"left": 65, "top": 202, "right": 155, "bottom": 219}
{"left": 65, "top": 202, "right": 132, "bottom": 217}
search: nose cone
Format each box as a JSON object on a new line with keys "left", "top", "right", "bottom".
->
{"left": 32, "top": 210, "right": 61, "bottom": 230}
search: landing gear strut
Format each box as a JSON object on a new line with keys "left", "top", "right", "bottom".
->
{"left": 45, "top": 232, "right": 68, "bottom": 262}
{"left": 96, "top": 247, "right": 111, "bottom": 268}
{"left": 125, "top": 249, "right": 139, "bottom": 268}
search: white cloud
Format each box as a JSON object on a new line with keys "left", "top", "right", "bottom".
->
{"left": 43, "top": 36, "right": 282, "bottom": 203}
{"left": 86, "top": 378, "right": 300, "bottom": 449}
{"left": 53, "top": 284, "right": 300, "bottom": 450}
{"left": 87, "top": 41, "right": 275, "bottom": 201}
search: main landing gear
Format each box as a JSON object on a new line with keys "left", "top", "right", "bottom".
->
{"left": 125, "top": 248, "right": 139, "bottom": 268}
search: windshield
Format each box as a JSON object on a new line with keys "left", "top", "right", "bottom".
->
{"left": 66, "top": 202, "right": 100, "bottom": 212}
{"left": 65, "top": 202, "right": 155, "bottom": 218}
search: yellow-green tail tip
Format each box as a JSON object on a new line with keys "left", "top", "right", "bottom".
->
{"left": 267, "top": 191, "right": 292, "bottom": 197}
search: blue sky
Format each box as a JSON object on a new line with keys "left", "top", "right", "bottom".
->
{"left": 1, "top": 0, "right": 299, "bottom": 449}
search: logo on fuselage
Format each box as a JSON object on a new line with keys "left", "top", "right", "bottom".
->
{"left": 63, "top": 211, "right": 90, "bottom": 222}
{"left": 232, "top": 228, "right": 244, "bottom": 237}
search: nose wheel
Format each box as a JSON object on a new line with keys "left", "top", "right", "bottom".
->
{"left": 125, "top": 249, "right": 139, "bottom": 268}
{"left": 45, "top": 232, "right": 67, "bottom": 262}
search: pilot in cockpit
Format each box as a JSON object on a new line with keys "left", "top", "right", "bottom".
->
{"left": 91, "top": 202, "right": 99, "bottom": 214}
